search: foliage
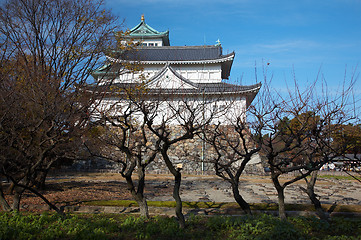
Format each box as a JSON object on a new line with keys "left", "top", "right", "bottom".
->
{"left": 331, "top": 124, "right": 361, "bottom": 155}
{"left": 0, "top": 212, "right": 119, "bottom": 240}
{"left": 0, "top": 0, "right": 121, "bottom": 212}
{"left": 83, "top": 200, "right": 361, "bottom": 213}
{"left": 1, "top": 212, "right": 360, "bottom": 240}
{"left": 206, "top": 214, "right": 303, "bottom": 240}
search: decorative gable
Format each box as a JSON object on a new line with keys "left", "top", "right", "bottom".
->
{"left": 132, "top": 28, "right": 154, "bottom": 35}
{"left": 147, "top": 64, "right": 197, "bottom": 89}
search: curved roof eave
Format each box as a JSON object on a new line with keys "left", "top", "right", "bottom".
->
{"left": 128, "top": 31, "right": 169, "bottom": 38}
{"left": 106, "top": 52, "right": 235, "bottom": 65}
{"left": 221, "top": 53, "right": 235, "bottom": 79}
{"left": 129, "top": 21, "right": 158, "bottom": 34}
{"left": 86, "top": 82, "right": 261, "bottom": 107}
{"left": 129, "top": 19, "right": 168, "bottom": 36}
{"left": 97, "top": 82, "right": 261, "bottom": 96}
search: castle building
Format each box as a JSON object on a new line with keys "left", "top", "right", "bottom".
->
{"left": 90, "top": 15, "right": 262, "bottom": 173}
{"left": 92, "top": 15, "right": 261, "bottom": 124}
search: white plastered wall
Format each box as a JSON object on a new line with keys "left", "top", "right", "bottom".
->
{"left": 172, "top": 64, "right": 222, "bottom": 83}
{"left": 91, "top": 95, "right": 247, "bottom": 127}
{"left": 115, "top": 63, "right": 222, "bottom": 84}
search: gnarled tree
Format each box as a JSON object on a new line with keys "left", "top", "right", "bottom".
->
{"left": 251, "top": 75, "right": 357, "bottom": 220}
{"left": 138, "top": 90, "right": 228, "bottom": 228}
{"left": 203, "top": 115, "right": 261, "bottom": 215}
{"left": 85, "top": 84, "right": 160, "bottom": 218}
{"left": 0, "top": 0, "right": 120, "bottom": 212}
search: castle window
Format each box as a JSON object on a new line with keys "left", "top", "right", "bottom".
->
{"left": 149, "top": 43, "right": 154, "bottom": 46}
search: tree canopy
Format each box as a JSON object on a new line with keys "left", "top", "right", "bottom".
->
{"left": 0, "top": 0, "right": 120, "bottom": 212}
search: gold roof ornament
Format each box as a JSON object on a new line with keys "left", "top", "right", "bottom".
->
{"left": 141, "top": 14, "right": 145, "bottom": 21}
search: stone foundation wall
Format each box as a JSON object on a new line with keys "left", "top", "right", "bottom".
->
{"left": 144, "top": 135, "right": 264, "bottom": 175}
{"left": 146, "top": 135, "right": 217, "bottom": 174}
{"left": 70, "top": 126, "right": 265, "bottom": 175}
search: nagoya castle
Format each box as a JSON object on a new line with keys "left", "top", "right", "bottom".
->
{"left": 93, "top": 15, "right": 261, "bottom": 120}
{"left": 91, "top": 15, "right": 262, "bottom": 173}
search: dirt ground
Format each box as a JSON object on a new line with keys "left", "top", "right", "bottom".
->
{"left": 13, "top": 172, "right": 173, "bottom": 210}
{"left": 2, "top": 171, "right": 360, "bottom": 212}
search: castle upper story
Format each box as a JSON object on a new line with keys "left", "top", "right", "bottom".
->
{"left": 96, "top": 15, "right": 235, "bottom": 84}
{"left": 123, "top": 14, "right": 170, "bottom": 47}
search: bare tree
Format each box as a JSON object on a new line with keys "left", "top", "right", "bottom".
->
{"left": 0, "top": 0, "right": 120, "bottom": 212}
{"left": 136, "top": 90, "right": 226, "bottom": 228}
{"left": 298, "top": 109, "right": 360, "bottom": 220}
{"left": 203, "top": 116, "right": 261, "bottom": 215}
{"left": 250, "top": 73, "right": 357, "bottom": 220}
{"left": 85, "top": 85, "right": 160, "bottom": 218}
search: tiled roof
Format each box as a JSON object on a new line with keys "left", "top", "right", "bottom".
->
{"left": 118, "top": 46, "right": 234, "bottom": 62}
{"left": 92, "top": 82, "right": 261, "bottom": 94}
{"left": 87, "top": 81, "right": 261, "bottom": 106}
{"left": 129, "top": 19, "right": 166, "bottom": 36}
{"left": 197, "top": 82, "right": 261, "bottom": 93}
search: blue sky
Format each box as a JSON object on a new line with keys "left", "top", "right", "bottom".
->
{"left": 105, "top": 0, "right": 361, "bottom": 91}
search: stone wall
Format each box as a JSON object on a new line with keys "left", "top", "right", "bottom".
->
{"left": 70, "top": 126, "right": 265, "bottom": 175}
{"left": 146, "top": 135, "right": 216, "bottom": 174}
{"left": 145, "top": 134, "right": 264, "bottom": 175}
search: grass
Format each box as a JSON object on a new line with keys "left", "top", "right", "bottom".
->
{"left": 84, "top": 200, "right": 361, "bottom": 213}
{"left": 318, "top": 174, "right": 357, "bottom": 180}
{"left": 84, "top": 200, "right": 230, "bottom": 208}
{"left": 1, "top": 212, "right": 360, "bottom": 240}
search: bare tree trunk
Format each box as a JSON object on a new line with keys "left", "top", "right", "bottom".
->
{"left": 276, "top": 187, "right": 286, "bottom": 220}
{"left": 161, "top": 147, "right": 185, "bottom": 229}
{"left": 136, "top": 167, "right": 149, "bottom": 219}
{"left": 231, "top": 182, "right": 252, "bottom": 214}
{"left": 272, "top": 173, "right": 287, "bottom": 220}
{"left": 0, "top": 195, "right": 11, "bottom": 211}
{"left": 173, "top": 171, "right": 185, "bottom": 229}
{"left": 276, "top": 185, "right": 286, "bottom": 220}
{"left": 35, "top": 169, "right": 50, "bottom": 190}
{"left": 8, "top": 178, "right": 65, "bottom": 216}
{"left": 7, "top": 182, "right": 15, "bottom": 194}
{"left": 301, "top": 170, "right": 329, "bottom": 221}
{"left": 12, "top": 186, "right": 24, "bottom": 211}
{"left": 125, "top": 174, "right": 149, "bottom": 219}
{"left": 137, "top": 196, "right": 149, "bottom": 218}
{"left": 36, "top": 158, "right": 58, "bottom": 190}
{"left": 0, "top": 184, "right": 11, "bottom": 211}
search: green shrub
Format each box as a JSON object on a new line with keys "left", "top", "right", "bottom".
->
{"left": 290, "top": 215, "right": 330, "bottom": 235}
{"left": 0, "top": 212, "right": 119, "bottom": 240}
{"left": 328, "top": 217, "right": 361, "bottom": 236}
{"left": 217, "top": 214, "right": 304, "bottom": 240}
{"left": 0, "top": 212, "right": 360, "bottom": 239}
